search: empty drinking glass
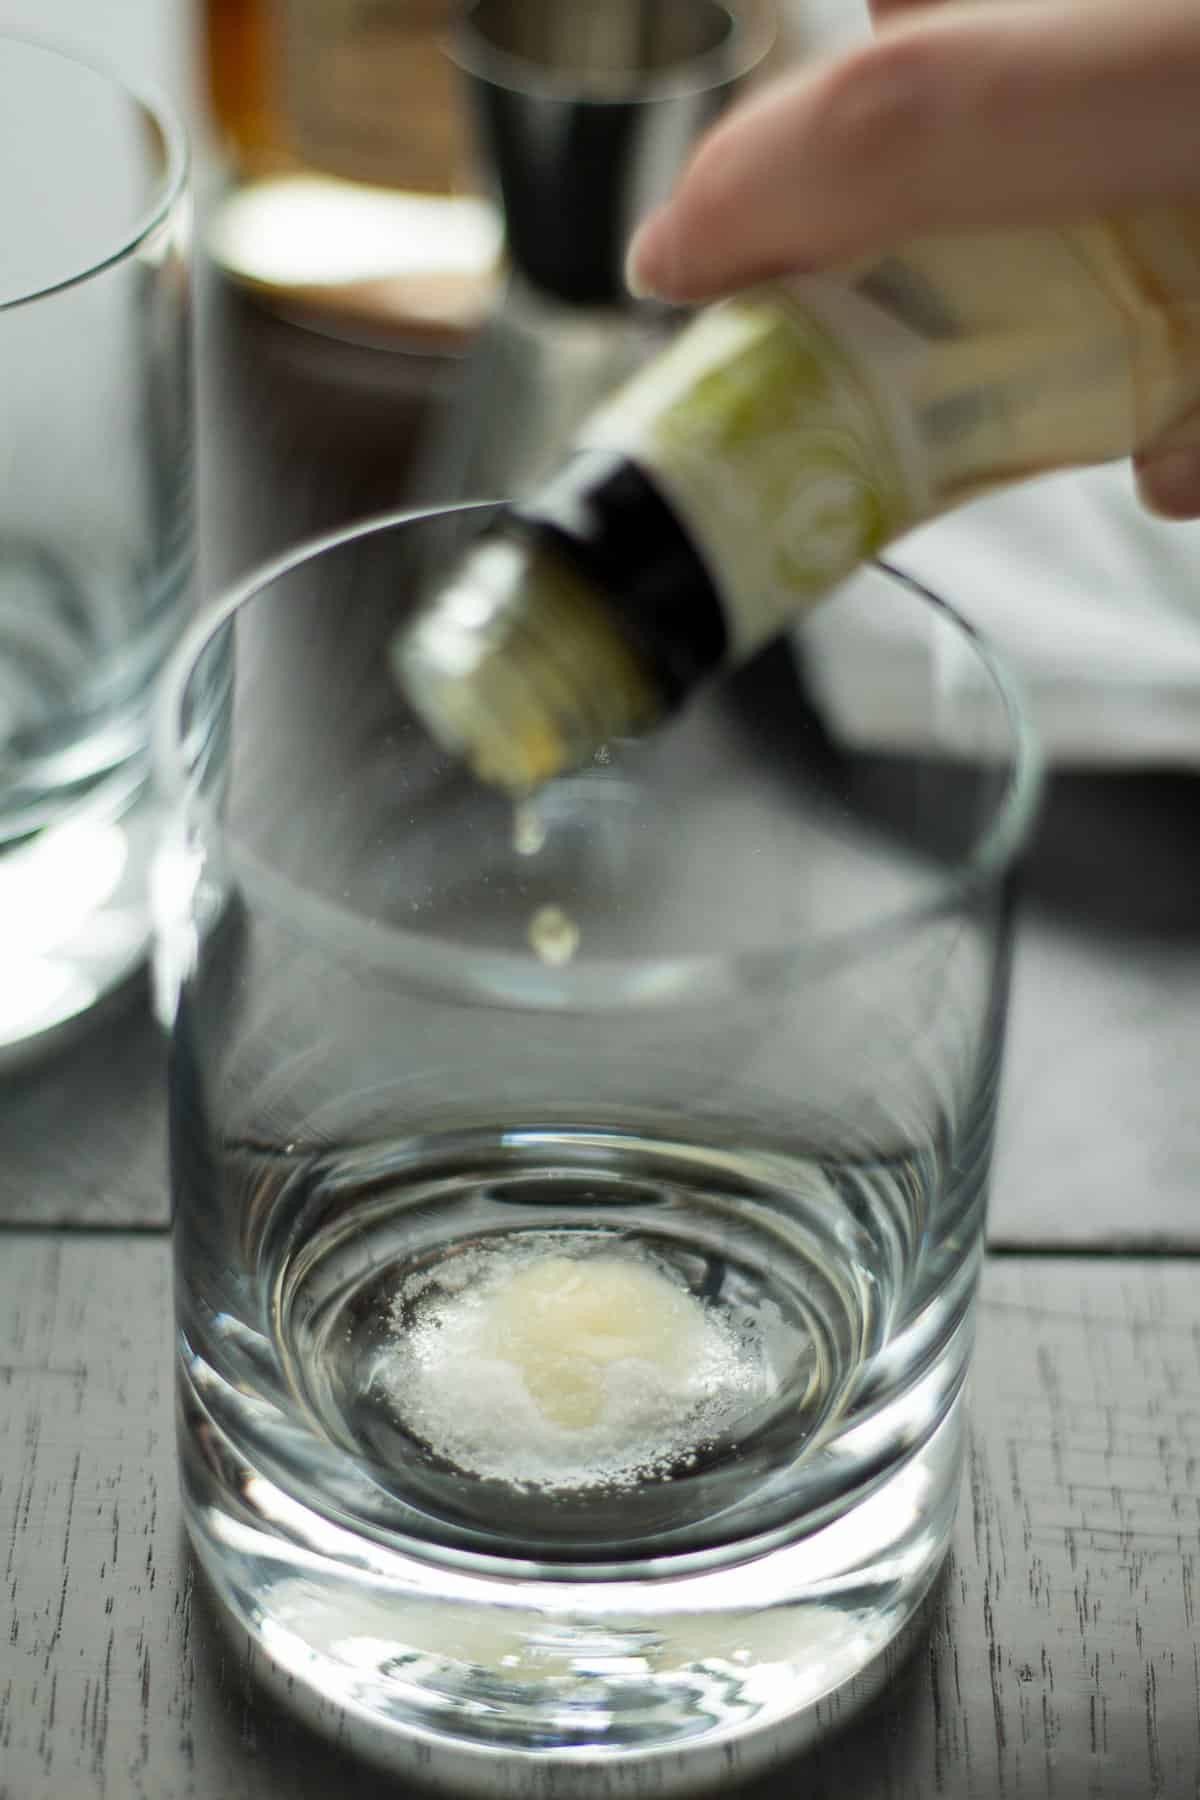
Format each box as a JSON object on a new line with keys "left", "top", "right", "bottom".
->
{"left": 155, "top": 504, "right": 1039, "bottom": 1796}
{"left": 1, "top": 36, "right": 191, "bottom": 1062}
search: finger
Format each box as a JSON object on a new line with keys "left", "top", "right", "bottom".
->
{"left": 627, "top": 0, "right": 1200, "bottom": 303}
{"left": 1134, "top": 449, "right": 1200, "bottom": 521}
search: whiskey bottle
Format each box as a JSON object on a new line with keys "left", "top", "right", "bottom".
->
{"left": 201, "top": 0, "right": 501, "bottom": 347}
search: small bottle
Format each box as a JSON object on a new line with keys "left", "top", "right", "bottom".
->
{"left": 395, "top": 205, "right": 1200, "bottom": 790}
{"left": 201, "top": 0, "right": 501, "bottom": 347}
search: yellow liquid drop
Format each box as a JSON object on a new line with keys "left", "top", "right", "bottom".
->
{"left": 512, "top": 799, "right": 547, "bottom": 857}
{"left": 528, "top": 903, "right": 579, "bottom": 966}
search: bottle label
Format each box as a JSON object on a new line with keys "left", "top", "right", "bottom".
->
{"left": 581, "top": 281, "right": 930, "bottom": 657}
{"left": 277, "top": 0, "right": 470, "bottom": 192}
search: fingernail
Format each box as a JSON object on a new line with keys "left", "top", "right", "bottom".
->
{"left": 625, "top": 204, "right": 677, "bottom": 300}
{"left": 1136, "top": 448, "right": 1200, "bottom": 519}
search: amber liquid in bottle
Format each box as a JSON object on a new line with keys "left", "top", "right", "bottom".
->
{"left": 201, "top": 0, "right": 501, "bottom": 346}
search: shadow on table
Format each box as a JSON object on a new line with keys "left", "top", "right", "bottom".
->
{"left": 733, "top": 640, "right": 1200, "bottom": 945}
{"left": 0, "top": 969, "right": 168, "bottom": 1227}
{"left": 1016, "top": 767, "right": 1200, "bottom": 940}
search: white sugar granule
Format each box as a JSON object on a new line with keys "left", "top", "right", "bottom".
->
{"left": 379, "top": 1238, "right": 774, "bottom": 1492}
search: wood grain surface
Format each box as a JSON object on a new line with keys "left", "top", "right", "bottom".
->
{"left": 1, "top": 1239, "right": 1197, "bottom": 1799}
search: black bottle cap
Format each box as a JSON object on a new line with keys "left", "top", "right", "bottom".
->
{"left": 509, "top": 449, "right": 728, "bottom": 703}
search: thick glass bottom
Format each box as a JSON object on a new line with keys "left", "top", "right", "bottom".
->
{"left": 180, "top": 1367, "right": 963, "bottom": 1798}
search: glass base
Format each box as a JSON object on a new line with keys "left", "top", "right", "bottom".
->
{"left": 180, "top": 1366, "right": 964, "bottom": 1798}
{"left": 0, "top": 766, "right": 159, "bottom": 1070}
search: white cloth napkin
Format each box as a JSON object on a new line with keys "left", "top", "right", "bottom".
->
{"left": 798, "top": 462, "right": 1200, "bottom": 766}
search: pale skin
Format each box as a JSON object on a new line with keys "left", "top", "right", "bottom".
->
{"left": 626, "top": 0, "right": 1200, "bottom": 520}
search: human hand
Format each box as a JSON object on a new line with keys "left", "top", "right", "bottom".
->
{"left": 626, "top": 0, "right": 1200, "bottom": 519}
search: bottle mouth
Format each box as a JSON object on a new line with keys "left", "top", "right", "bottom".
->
{"left": 394, "top": 530, "right": 666, "bottom": 793}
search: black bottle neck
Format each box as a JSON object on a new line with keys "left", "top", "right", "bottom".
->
{"left": 508, "top": 450, "right": 728, "bottom": 705}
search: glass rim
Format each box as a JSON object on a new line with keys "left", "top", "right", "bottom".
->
{"left": 448, "top": 0, "right": 775, "bottom": 108}
{"left": 154, "top": 503, "right": 1044, "bottom": 1009}
{"left": 0, "top": 32, "right": 190, "bottom": 313}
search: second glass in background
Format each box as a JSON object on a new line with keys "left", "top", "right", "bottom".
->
{"left": 0, "top": 36, "right": 191, "bottom": 1064}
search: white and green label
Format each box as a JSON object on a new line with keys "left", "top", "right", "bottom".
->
{"left": 582, "top": 280, "right": 929, "bottom": 657}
